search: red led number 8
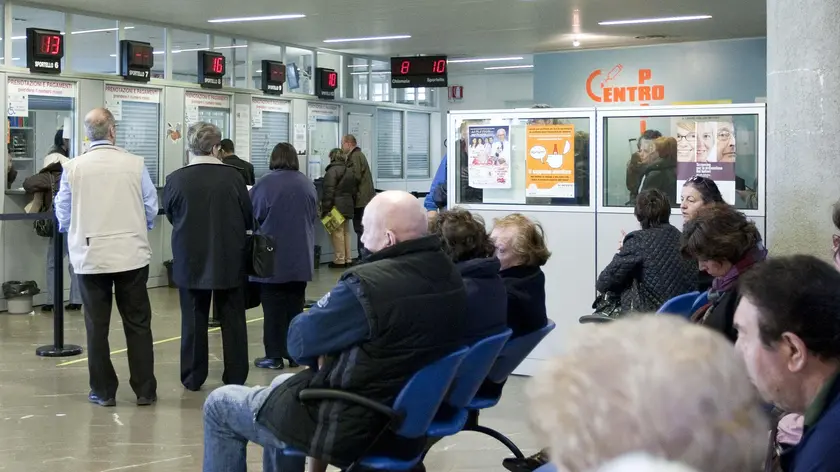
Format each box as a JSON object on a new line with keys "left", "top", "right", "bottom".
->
{"left": 401, "top": 60, "right": 410, "bottom": 74}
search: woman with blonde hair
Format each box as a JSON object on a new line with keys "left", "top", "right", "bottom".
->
{"left": 528, "top": 316, "right": 768, "bottom": 472}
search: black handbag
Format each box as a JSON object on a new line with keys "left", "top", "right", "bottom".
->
{"left": 33, "top": 174, "right": 56, "bottom": 238}
{"left": 247, "top": 219, "right": 275, "bottom": 278}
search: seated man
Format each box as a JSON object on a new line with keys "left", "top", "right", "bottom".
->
{"left": 734, "top": 255, "right": 840, "bottom": 472}
{"left": 202, "top": 190, "right": 468, "bottom": 472}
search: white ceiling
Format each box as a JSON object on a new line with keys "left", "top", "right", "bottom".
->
{"left": 13, "top": 0, "right": 765, "bottom": 73}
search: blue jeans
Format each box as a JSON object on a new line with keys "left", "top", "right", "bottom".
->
{"left": 46, "top": 236, "right": 81, "bottom": 305}
{"left": 203, "top": 373, "right": 306, "bottom": 472}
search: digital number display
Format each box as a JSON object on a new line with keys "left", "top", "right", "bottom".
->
{"left": 198, "top": 51, "right": 226, "bottom": 89}
{"left": 26, "top": 28, "right": 64, "bottom": 74}
{"left": 120, "top": 40, "right": 153, "bottom": 82}
{"left": 390, "top": 55, "right": 448, "bottom": 88}
{"left": 38, "top": 35, "right": 62, "bottom": 56}
{"left": 315, "top": 68, "right": 337, "bottom": 100}
{"left": 261, "top": 60, "right": 286, "bottom": 95}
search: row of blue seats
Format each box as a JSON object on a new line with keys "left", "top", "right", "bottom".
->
{"left": 656, "top": 291, "right": 710, "bottom": 318}
{"left": 280, "top": 321, "right": 557, "bottom": 471}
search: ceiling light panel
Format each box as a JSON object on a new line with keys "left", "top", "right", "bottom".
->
{"left": 448, "top": 56, "right": 524, "bottom": 64}
{"left": 599, "top": 15, "right": 712, "bottom": 26}
{"left": 208, "top": 14, "right": 306, "bottom": 23}
{"left": 484, "top": 65, "right": 533, "bottom": 70}
{"left": 323, "top": 35, "right": 410, "bottom": 43}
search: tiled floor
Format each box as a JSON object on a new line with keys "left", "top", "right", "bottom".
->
{"left": 0, "top": 267, "right": 539, "bottom": 472}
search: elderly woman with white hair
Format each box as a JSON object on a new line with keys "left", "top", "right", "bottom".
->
{"left": 528, "top": 316, "right": 769, "bottom": 472}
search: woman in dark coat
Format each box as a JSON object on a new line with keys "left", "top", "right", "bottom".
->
{"left": 321, "top": 148, "right": 357, "bottom": 269}
{"left": 596, "top": 189, "right": 697, "bottom": 313}
{"left": 682, "top": 203, "right": 767, "bottom": 343}
{"left": 23, "top": 129, "right": 82, "bottom": 311}
{"left": 249, "top": 143, "right": 317, "bottom": 370}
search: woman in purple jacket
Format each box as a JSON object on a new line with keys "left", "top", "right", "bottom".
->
{"left": 249, "top": 143, "right": 318, "bottom": 370}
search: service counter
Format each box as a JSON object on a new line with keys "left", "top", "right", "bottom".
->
{"left": 448, "top": 104, "right": 767, "bottom": 376}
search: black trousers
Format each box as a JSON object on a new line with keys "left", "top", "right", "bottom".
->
{"left": 78, "top": 265, "right": 156, "bottom": 400}
{"left": 178, "top": 286, "right": 249, "bottom": 391}
{"left": 260, "top": 282, "right": 306, "bottom": 359}
{"left": 353, "top": 206, "right": 368, "bottom": 259}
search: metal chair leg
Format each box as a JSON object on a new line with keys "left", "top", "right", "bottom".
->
{"left": 465, "top": 424, "right": 525, "bottom": 459}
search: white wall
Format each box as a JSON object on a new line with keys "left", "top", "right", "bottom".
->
{"left": 439, "top": 71, "right": 533, "bottom": 156}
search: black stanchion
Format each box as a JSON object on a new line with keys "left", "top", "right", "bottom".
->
{"left": 36, "top": 217, "right": 83, "bottom": 357}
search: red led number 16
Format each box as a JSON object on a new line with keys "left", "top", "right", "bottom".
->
{"left": 212, "top": 56, "right": 224, "bottom": 74}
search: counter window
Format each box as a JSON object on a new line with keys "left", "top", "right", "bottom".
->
{"left": 454, "top": 116, "right": 592, "bottom": 207}
{"left": 250, "top": 98, "right": 291, "bottom": 179}
{"left": 376, "top": 109, "right": 403, "bottom": 179}
{"left": 307, "top": 104, "right": 341, "bottom": 178}
{"left": 406, "top": 112, "right": 430, "bottom": 178}
{"left": 105, "top": 84, "right": 162, "bottom": 183}
{"left": 602, "top": 114, "right": 760, "bottom": 210}
{"left": 7, "top": 78, "right": 76, "bottom": 187}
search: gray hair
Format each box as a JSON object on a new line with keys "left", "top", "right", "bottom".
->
{"left": 84, "top": 108, "right": 116, "bottom": 141}
{"left": 187, "top": 122, "right": 222, "bottom": 156}
{"left": 528, "top": 315, "right": 768, "bottom": 472}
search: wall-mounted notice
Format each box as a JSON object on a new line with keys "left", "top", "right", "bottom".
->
{"left": 525, "top": 125, "right": 576, "bottom": 198}
{"left": 8, "top": 78, "right": 75, "bottom": 98}
{"left": 293, "top": 123, "right": 307, "bottom": 154}
{"left": 185, "top": 91, "right": 230, "bottom": 126}
{"left": 7, "top": 93, "right": 28, "bottom": 117}
{"left": 672, "top": 117, "right": 737, "bottom": 205}
{"left": 467, "top": 125, "right": 511, "bottom": 189}
{"left": 234, "top": 104, "right": 251, "bottom": 160}
{"left": 104, "top": 84, "right": 161, "bottom": 122}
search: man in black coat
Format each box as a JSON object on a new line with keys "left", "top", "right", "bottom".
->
{"left": 163, "top": 122, "right": 254, "bottom": 391}
{"left": 219, "top": 139, "right": 255, "bottom": 186}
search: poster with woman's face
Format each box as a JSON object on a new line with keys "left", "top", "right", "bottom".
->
{"left": 671, "top": 117, "right": 737, "bottom": 204}
{"left": 675, "top": 122, "right": 696, "bottom": 162}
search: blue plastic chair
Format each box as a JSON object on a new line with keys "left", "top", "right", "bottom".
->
{"left": 657, "top": 291, "right": 701, "bottom": 318}
{"left": 462, "top": 321, "right": 556, "bottom": 458}
{"left": 426, "top": 329, "right": 513, "bottom": 438}
{"left": 294, "top": 346, "right": 469, "bottom": 471}
{"left": 691, "top": 290, "right": 710, "bottom": 314}
{"left": 535, "top": 462, "right": 558, "bottom": 472}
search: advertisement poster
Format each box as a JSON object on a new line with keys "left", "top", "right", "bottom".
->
{"left": 467, "top": 125, "right": 511, "bottom": 189}
{"left": 672, "top": 118, "right": 737, "bottom": 204}
{"left": 525, "top": 125, "right": 576, "bottom": 198}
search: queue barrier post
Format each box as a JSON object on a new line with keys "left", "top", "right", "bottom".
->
{"left": 0, "top": 210, "right": 85, "bottom": 357}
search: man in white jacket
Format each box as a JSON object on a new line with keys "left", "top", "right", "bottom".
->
{"left": 54, "top": 107, "right": 159, "bottom": 407}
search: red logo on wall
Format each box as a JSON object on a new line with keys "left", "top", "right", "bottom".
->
{"left": 585, "top": 65, "right": 666, "bottom": 104}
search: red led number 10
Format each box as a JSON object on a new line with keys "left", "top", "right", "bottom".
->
{"left": 40, "top": 35, "right": 61, "bottom": 55}
{"left": 212, "top": 56, "right": 224, "bottom": 74}
{"left": 328, "top": 72, "right": 337, "bottom": 88}
{"left": 432, "top": 59, "right": 446, "bottom": 74}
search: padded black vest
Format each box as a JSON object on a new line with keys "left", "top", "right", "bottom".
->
{"left": 256, "top": 236, "right": 468, "bottom": 466}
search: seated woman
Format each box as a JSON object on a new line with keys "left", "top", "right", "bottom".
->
{"left": 528, "top": 316, "right": 768, "bottom": 472}
{"left": 681, "top": 204, "right": 766, "bottom": 342}
{"left": 680, "top": 176, "right": 726, "bottom": 291}
{"left": 489, "top": 213, "right": 550, "bottom": 338}
{"left": 429, "top": 208, "right": 508, "bottom": 343}
{"left": 596, "top": 189, "right": 697, "bottom": 313}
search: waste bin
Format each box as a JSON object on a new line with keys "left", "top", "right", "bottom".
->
{"left": 163, "top": 260, "right": 177, "bottom": 288}
{"left": 314, "top": 245, "right": 321, "bottom": 270}
{"left": 3, "top": 280, "right": 40, "bottom": 314}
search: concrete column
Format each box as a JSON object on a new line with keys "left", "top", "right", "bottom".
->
{"left": 766, "top": 0, "right": 840, "bottom": 257}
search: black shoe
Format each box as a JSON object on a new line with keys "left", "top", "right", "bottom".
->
{"left": 286, "top": 358, "right": 300, "bottom": 368}
{"left": 502, "top": 449, "right": 550, "bottom": 472}
{"left": 137, "top": 395, "right": 157, "bottom": 406}
{"left": 88, "top": 392, "right": 116, "bottom": 407}
{"left": 208, "top": 318, "right": 221, "bottom": 328}
{"left": 65, "top": 304, "right": 82, "bottom": 311}
{"left": 328, "top": 262, "right": 347, "bottom": 269}
{"left": 41, "top": 304, "right": 54, "bottom": 312}
{"left": 254, "top": 357, "right": 285, "bottom": 370}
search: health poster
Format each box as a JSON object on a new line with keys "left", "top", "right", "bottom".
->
{"left": 672, "top": 118, "right": 737, "bottom": 205}
{"left": 467, "top": 125, "right": 511, "bottom": 189}
{"left": 525, "top": 125, "right": 575, "bottom": 198}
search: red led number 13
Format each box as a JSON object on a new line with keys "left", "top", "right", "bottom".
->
{"left": 41, "top": 35, "right": 60, "bottom": 55}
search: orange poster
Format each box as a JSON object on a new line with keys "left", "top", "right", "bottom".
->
{"left": 525, "top": 125, "right": 575, "bottom": 198}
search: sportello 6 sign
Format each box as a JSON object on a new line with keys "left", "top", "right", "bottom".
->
{"left": 26, "top": 28, "right": 64, "bottom": 74}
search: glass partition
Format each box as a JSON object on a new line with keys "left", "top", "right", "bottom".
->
{"left": 371, "top": 60, "right": 391, "bottom": 102}
{"left": 307, "top": 103, "right": 340, "bottom": 178}
{"left": 124, "top": 23, "right": 166, "bottom": 79}
{"left": 449, "top": 110, "right": 595, "bottom": 208}
{"left": 598, "top": 105, "right": 765, "bottom": 213}
{"left": 170, "top": 30, "right": 209, "bottom": 82}
{"left": 11, "top": 6, "right": 65, "bottom": 69}
{"left": 344, "top": 57, "right": 369, "bottom": 100}
{"left": 286, "top": 47, "right": 314, "bottom": 95}
{"left": 68, "top": 15, "right": 120, "bottom": 74}
{"left": 7, "top": 78, "right": 76, "bottom": 187}
{"left": 250, "top": 42, "right": 283, "bottom": 89}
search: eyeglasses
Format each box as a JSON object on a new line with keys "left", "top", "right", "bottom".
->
{"left": 717, "top": 130, "right": 732, "bottom": 140}
{"left": 688, "top": 175, "right": 713, "bottom": 191}
{"left": 676, "top": 133, "right": 697, "bottom": 142}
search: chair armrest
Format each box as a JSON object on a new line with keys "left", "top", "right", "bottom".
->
{"left": 299, "top": 388, "right": 399, "bottom": 421}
